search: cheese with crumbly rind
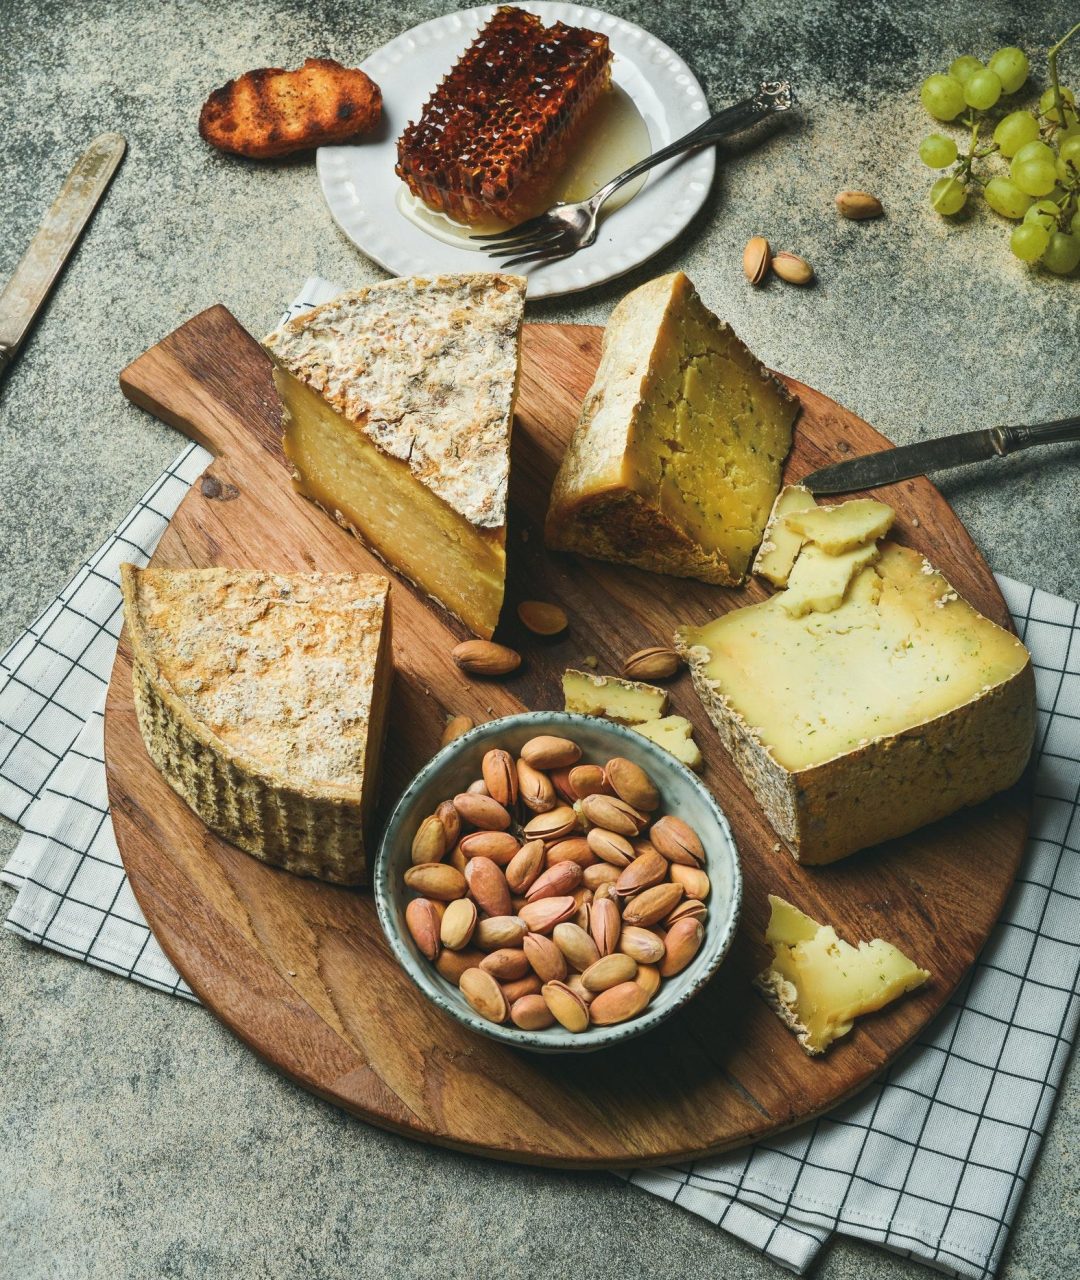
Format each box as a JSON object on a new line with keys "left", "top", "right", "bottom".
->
{"left": 562, "top": 668, "right": 668, "bottom": 723}
{"left": 756, "top": 895, "right": 931, "bottom": 1054}
{"left": 752, "top": 485, "right": 817, "bottom": 586}
{"left": 545, "top": 272, "right": 799, "bottom": 585}
{"left": 676, "top": 542, "right": 1036, "bottom": 864}
{"left": 121, "top": 565, "right": 392, "bottom": 885}
{"left": 265, "top": 274, "right": 525, "bottom": 639}
{"left": 631, "top": 715, "right": 703, "bottom": 770}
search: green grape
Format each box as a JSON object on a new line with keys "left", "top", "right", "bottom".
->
{"left": 930, "top": 176, "right": 967, "bottom": 214}
{"left": 1012, "top": 156, "right": 1059, "bottom": 196}
{"left": 921, "top": 73, "right": 966, "bottom": 121}
{"left": 1014, "top": 140, "right": 1055, "bottom": 165}
{"left": 985, "top": 176, "right": 1033, "bottom": 219}
{"left": 949, "top": 55, "right": 984, "bottom": 85}
{"left": 1041, "top": 230, "right": 1080, "bottom": 273}
{"left": 1025, "top": 199, "right": 1061, "bottom": 230}
{"left": 1057, "top": 153, "right": 1080, "bottom": 184}
{"left": 1059, "top": 124, "right": 1080, "bottom": 145}
{"left": 1073, "top": 208, "right": 1080, "bottom": 236}
{"left": 964, "top": 68, "right": 1002, "bottom": 110}
{"left": 993, "top": 110, "right": 1040, "bottom": 157}
{"left": 987, "top": 47, "right": 1029, "bottom": 94}
{"left": 1060, "top": 134, "right": 1080, "bottom": 167}
{"left": 1010, "top": 222, "right": 1050, "bottom": 261}
{"left": 919, "top": 133, "right": 959, "bottom": 168}
{"left": 1040, "top": 86, "right": 1078, "bottom": 123}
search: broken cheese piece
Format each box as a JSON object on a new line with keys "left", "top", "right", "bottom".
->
{"left": 631, "top": 715, "right": 703, "bottom": 770}
{"left": 752, "top": 485, "right": 817, "bottom": 586}
{"left": 757, "top": 895, "right": 931, "bottom": 1055}
{"left": 778, "top": 541, "right": 881, "bottom": 617}
{"left": 786, "top": 498, "right": 895, "bottom": 554}
{"left": 562, "top": 669, "right": 668, "bottom": 723}
{"left": 546, "top": 272, "right": 799, "bottom": 585}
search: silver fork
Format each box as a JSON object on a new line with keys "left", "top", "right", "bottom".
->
{"left": 471, "top": 80, "right": 795, "bottom": 268}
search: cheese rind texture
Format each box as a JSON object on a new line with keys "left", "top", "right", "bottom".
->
{"left": 545, "top": 272, "right": 799, "bottom": 585}
{"left": 676, "top": 543, "right": 1036, "bottom": 864}
{"left": 265, "top": 274, "right": 525, "bottom": 638}
{"left": 121, "top": 565, "right": 392, "bottom": 885}
{"left": 756, "top": 895, "right": 931, "bottom": 1055}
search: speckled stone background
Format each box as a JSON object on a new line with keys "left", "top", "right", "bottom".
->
{"left": 1, "top": 2, "right": 1077, "bottom": 1277}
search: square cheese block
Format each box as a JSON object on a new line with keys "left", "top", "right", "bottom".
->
{"left": 545, "top": 272, "right": 799, "bottom": 585}
{"left": 562, "top": 668, "right": 668, "bottom": 723}
{"left": 676, "top": 542, "right": 1036, "bottom": 864}
{"left": 757, "top": 895, "right": 931, "bottom": 1055}
{"left": 265, "top": 274, "right": 525, "bottom": 639}
{"left": 121, "top": 565, "right": 393, "bottom": 885}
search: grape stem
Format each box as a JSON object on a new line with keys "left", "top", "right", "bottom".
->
{"left": 1048, "top": 21, "right": 1080, "bottom": 134}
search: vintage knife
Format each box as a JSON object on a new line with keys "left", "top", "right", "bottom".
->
{"left": 0, "top": 133, "right": 126, "bottom": 380}
{"left": 803, "top": 415, "right": 1080, "bottom": 495}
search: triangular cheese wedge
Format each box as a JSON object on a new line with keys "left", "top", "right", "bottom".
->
{"left": 265, "top": 274, "right": 525, "bottom": 638}
{"left": 545, "top": 272, "right": 799, "bottom": 585}
{"left": 121, "top": 565, "right": 392, "bottom": 885}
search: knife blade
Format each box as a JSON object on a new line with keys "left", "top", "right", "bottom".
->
{"left": 0, "top": 133, "right": 126, "bottom": 380}
{"left": 802, "top": 416, "right": 1080, "bottom": 495}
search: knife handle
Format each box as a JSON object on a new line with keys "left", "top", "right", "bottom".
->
{"left": 996, "top": 415, "right": 1080, "bottom": 453}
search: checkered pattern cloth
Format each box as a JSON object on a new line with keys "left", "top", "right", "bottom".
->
{"left": 2, "top": 281, "right": 1077, "bottom": 1279}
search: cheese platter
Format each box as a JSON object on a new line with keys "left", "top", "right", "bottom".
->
{"left": 103, "top": 298, "right": 1030, "bottom": 1166}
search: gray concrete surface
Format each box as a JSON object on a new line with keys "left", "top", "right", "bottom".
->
{"left": 1, "top": 1, "right": 1077, "bottom": 1277}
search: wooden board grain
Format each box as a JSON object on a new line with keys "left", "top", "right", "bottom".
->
{"left": 104, "top": 306, "right": 1028, "bottom": 1167}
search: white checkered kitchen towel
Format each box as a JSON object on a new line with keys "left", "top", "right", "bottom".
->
{"left": 2, "top": 279, "right": 1078, "bottom": 1279}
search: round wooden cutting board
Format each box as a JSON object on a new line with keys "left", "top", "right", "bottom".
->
{"left": 105, "top": 308, "right": 1029, "bottom": 1168}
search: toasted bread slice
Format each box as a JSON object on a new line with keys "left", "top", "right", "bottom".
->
{"left": 199, "top": 57, "right": 381, "bottom": 159}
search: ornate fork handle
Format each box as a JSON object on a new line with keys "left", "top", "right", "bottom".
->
{"left": 590, "top": 80, "right": 795, "bottom": 210}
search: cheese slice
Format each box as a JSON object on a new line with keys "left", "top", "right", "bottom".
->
{"left": 265, "top": 274, "right": 525, "bottom": 639}
{"left": 676, "top": 542, "right": 1035, "bottom": 863}
{"left": 120, "top": 565, "right": 392, "bottom": 885}
{"left": 562, "top": 669, "right": 668, "bottom": 723}
{"left": 786, "top": 498, "right": 894, "bottom": 554}
{"left": 778, "top": 541, "right": 881, "bottom": 617}
{"left": 753, "top": 484, "right": 816, "bottom": 586}
{"left": 631, "top": 715, "right": 703, "bottom": 770}
{"left": 757, "top": 895, "right": 931, "bottom": 1055}
{"left": 545, "top": 272, "right": 799, "bottom": 585}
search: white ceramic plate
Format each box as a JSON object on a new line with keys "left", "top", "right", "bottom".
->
{"left": 317, "top": 3, "right": 715, "bottom": 299}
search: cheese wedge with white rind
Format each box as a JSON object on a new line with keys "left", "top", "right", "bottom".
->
{"left": 121, "top": 565, "right": 392, "bottom": 885}
{"left": 757, "top": 895, "right": 931, "bottom": 1054}
{"left": 676, "top": 542, "right": 1035, "bottom": 864}
{"left": 546, "top": 272, "right": 799, "bottom": 585}
{"left": 562, "top": 669, "right": 668, "bottom": 723}
{"left": 265, "top": 274, "right": 525, "bottom": 639}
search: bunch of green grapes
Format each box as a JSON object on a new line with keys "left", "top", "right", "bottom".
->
{"left": 917, "top": 26, "right": 1080, "bottom": 275}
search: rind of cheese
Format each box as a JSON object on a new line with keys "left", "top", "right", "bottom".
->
{"left": 675, "top": 543, "right": 1036, "bottom": 864}
{"left": 631, "top": 715, "right": 703, "bottom": 770}
{"left": 778, "top": 541, "right": 881, "bottom": 617}
{"left": 265, "top": 274, "right": 525, "bottom": 639}
{"left": 752, "top": 485, "right": 816, "bottom": 586}
{"left": 545, "top": 272, "right": 799, "bottom": 585}
{"left": 756, "top": 895, "right": 931, "bottom": 1055}
{"left": 562, "top": 669, "right": 668, "bottom": 723}
{"left": 786, "top": 498, "right": 895, "bottom": 554}
{"left": 121, "top": 565, "right": 392, "bottom": 885}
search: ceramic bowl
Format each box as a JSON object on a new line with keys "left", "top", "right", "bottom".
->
{"left": 374, "top": 712, "right": 741, "bottom": 1053}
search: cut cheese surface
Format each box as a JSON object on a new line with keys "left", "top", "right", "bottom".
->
{"left": 546, "top": 272, "right": 799, "bottom": 585}
{"left": 778, "top": 541, "right": 881, "bottom": 617}
{"left": 752, "top": 485, "right": 816, "bottom": 586}
{"left": 786, "top": 498, "right": 895, "bottom": 554}
{"left": 757, "top": 895, "right": 931, "bottom": 1054}
{"left": 562, "top": 669, "right": 668, "bottom": 723}
{"left": 121, "top": 566, "right": 393, "bottom": 884}
{"left": 631, "top": 715, "right": 703, "bottom": 769}
{"left": 680, "top": 543, "right": 1029, "bottom": 772}
{"left": 265, "top": 274, "right": 525, "bottom": 639}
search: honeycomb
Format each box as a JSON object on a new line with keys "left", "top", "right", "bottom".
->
{"left": 396, "top": 6, "right": 612, "bottom": 226}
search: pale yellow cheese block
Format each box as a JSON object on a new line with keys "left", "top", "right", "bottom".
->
{"left": 756, "top": 895, "right": 931, "bottom": 1054}
{"left": 121, "top": 565, "right": 393, "bottom": 885}
{"left": 786, "top": 498, "right": 895, "bottom": 554}
{"left": 545, "top": 272, "right": 799, "bottom": 585}
{"left": 753, "top": 484, "right": 817, "bottom": 586}
{"left": 778, "top": 541, "right": 881, "bottom": 617}
{"left": 265, "top": 274, "right": 525, "bottom": 639}
{"left": 562, "top": 669, "right": 668, "bottom": 723}
{"left": 631, "top": 715, "right": 703, "bottom": 770}
{"left": 676, "top": 543, "right": 1036, "bottom": 864}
